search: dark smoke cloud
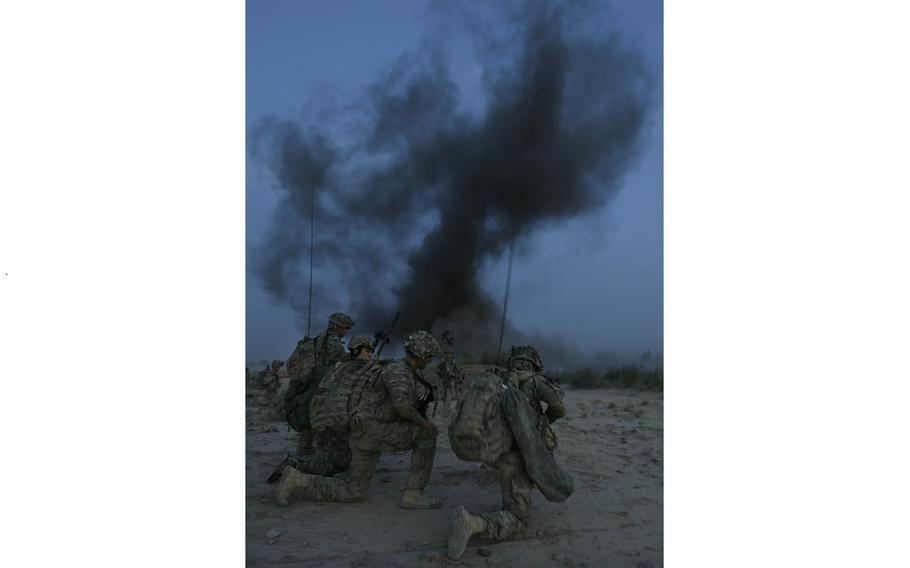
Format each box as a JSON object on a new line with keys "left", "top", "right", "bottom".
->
{"left": 250, "top": 0, "right": 654, "bottom": 362}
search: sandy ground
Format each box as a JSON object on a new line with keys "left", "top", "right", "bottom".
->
{"left": 246, "top": 380, "right": 662, "bottom": 567}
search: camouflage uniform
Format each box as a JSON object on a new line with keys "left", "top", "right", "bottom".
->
{"left": 277, "top": 331, "right": 442, "bottom": 509}
{"left": 288, "top": 357, "right": 370, "bottom": 476}
{"left": 436, "top": 356, "right": 465, "bottom": 415}
{"left": 258, "top": 360, "right": 284, "bottom": 395}
{"left": 448, "top": 345, "right": 566, "bottom": 559}
{"left": 479, "top": 367, "right": 565, "bottom": 537}
{"left": 284, "top": 313, "right": 353, "bottom": 454}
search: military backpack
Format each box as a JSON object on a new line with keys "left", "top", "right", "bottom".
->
{"left": 309, "top": 359, "right": 381, "bottom": 434}
{"left": 284, "top": 336, "right": 334, "bottom": 432}
{"left": 448, "top": 368, "right": 514, "bottom": 465}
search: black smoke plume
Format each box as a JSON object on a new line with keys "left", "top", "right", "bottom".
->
{"left": 251, "top": 0, "right": 653, "bottom": 360}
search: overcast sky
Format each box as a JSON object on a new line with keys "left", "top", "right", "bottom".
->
{"left": 246, "top": 0, "right": 663, "bottom": 364}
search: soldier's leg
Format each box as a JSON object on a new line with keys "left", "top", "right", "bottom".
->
{"left": 290, "top": 452, "right": 334, "bottom": 476}
{"left": 404, "top": 425, "right": 437, "bottom": 489}
{"left": 276, "top": 445, "right": 380, "bottom": 506}
{"left": 296, "top": 425, "right": 315, "bottom": 456}
{"left": 480, "top": 450, "right": 533, "bottom": 539}
{"left": 448, "top": 451, "right": 533, "bottom": 559}
{"left": 326, "top": 430, "right": 353, "bottom": 473}
{"left": 293, "top": 430, "right": 350, "bottom": 476}
{"left": 364, "top": 420, "right": 441, "bottom": 509}
{"left": 401, "top": 425, "right": 441, "bottom": 508}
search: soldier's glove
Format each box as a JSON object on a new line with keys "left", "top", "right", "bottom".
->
{"left": 537, "top": 414, "right": 551, "bottom": 432}
{"left": 537, "top": 415, "right": 558, "bottom": 452}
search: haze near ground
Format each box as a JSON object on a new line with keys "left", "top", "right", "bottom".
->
{"left": 246, "top": 368, "right": 663, "bottom": 567}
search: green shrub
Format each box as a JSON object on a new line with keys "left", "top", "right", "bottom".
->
{"left": 557, "top": 367, "right": 603, "bottom": 389}
{"left": 556, "top": 363, "right": 663, "bottom": 392}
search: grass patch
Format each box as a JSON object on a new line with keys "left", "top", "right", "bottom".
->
{"left": 555, "top": 363, "right": 663, "bottom": 392}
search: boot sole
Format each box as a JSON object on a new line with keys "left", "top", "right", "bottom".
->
{"left": 447, "top": 506, "right": 471, "bottom": 560}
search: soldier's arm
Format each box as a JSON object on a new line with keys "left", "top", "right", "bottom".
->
{"left": 381, "top": 365, "right": 425, "bottom": 423}
{"left": 316, "top": 363, "right": 342, "bottom": 389}
{"left": 536, "top": 376, "right": 567, "bottom": 422}
{"left": 324, "top": 334, "right": 349, "bottom": 363}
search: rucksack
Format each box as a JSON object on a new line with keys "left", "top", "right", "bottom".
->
{"left": 450, "top": 368, "right": 575, "bottom": 503}
{"left": 309, "top": 359, "right": 378, "bottom": 434}
{"left": 448, "top": 368, "right": 514, "bottom": 465}
{"left": 285, "top": 337, "right": 317, "bottom": 387}
{"left": 284, "top": 337, "right": 335, "bottom": 432}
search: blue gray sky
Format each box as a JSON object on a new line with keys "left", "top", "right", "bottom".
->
{"left": 246, "top": 0, "right": 662, "bottom": 366}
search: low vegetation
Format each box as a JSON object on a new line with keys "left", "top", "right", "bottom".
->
{"left": 460, "top": 354, "right": 662, "bottom": 392}
{"left": 553, "top": 363, "right": 663, "bottom": 392}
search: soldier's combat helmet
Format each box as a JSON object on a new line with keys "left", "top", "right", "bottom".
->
{"left": 509, "top": 345, "right": 544, "bottom": 371}
{"left": 403, "top": 330, "right": 441, "bottom": 359}
{"left": 328, "top": 312, "right": 354, "bottom": 329}
{"left": 347, "top": 335, "right": 375, "bottom": 353}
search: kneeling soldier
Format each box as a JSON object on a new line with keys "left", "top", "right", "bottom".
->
{"left": 277, "top": 330, "right": 443, "bottom": 509}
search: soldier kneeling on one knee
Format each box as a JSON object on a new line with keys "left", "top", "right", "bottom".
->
{"left": 447, "top": 345, "right": 569, "bottom": 560}
{"left": 268, "top": 335, "right": 376, "bottom": 482}
{"left": 276, "top": 330, "right": 444, "bottom": 510}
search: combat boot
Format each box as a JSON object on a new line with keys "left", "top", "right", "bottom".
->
{"left": 447, "top": 506, "right": 486, "bottom": 560}
{"left": 266, "top": 454, "right": 299, "bottom": 484}
{"left": 400, "top": 488, "right": 442, "bottom": 509}
{"left": 275, "top": 466, "right": 314, "bottom": 507}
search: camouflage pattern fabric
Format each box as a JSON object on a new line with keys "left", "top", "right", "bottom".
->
{"left": 281, "top": 357, "right": 437, "bottom": 502}
{"left": 328, "top": 312, "right": 354, "bottom": 329}
{"left": 477, "top": 450, "right": 535, "bottom": 540}
{"left": 403, "top": 330, "right": 440, "bottom": 359}
{"left": 309, "top": 359, "right": 374, "bottom": 433}
{"left": 351, "top": 360, "right": 425, "bottom": 424}
{"left": 346, "top": 334, "right": 375, "bottom": 353}
{"left": 292, "top": 359, "right": 375, "bottom": 475}
{"left": 508, "top": 345, "right": 544, "bottom": 371}
{"left": 286, "top": 338, "right": 316, "bottom": 384}
{"left": 286, "top": 333, "right": 348, "bottom": 384}
{"left": 501, "top": 384, "right": 574, "bottom": 502}
{"left": 287, "top": 418, "right": 436, "bottom": 502}
{"left": 296, "top": 427, "right": 315, "bottom": 456}
{"left": 451, "top": 359, "right": 569, "bottom": 544}
{"left": 290, "top": 430, "right": 351, "bottom": 476}
{"left": 437, "top": 359, "right": 466, "bottom": 405}
{"left": 507, "top": 370, "right": 566, "bottom": 450}
{"left": 448, "top": 369, "right": 514, "bottom": 464}
{"left": 284, "top": 331, "right": 351, "bottom": 449}
{"left": 258, "top": 369, "right": 281, "bottom": 394}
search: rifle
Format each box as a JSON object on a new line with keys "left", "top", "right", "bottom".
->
{"left": 414, "top": 370, "right": 437, "bottom": 420}
{"left": 373, "top": 311, "right": 400, "bottom": 359}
